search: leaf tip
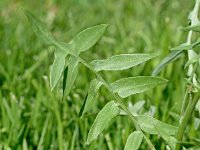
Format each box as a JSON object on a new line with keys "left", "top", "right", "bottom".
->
{"left": 86, "top": 138, "right": 91, "bottom": 145}
{"left": 50, "top": 80, "right": 56, "bottom": 91}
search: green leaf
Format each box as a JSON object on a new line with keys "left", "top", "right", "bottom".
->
{"left": 136, "top": 115, "right": 178, "bottom": 135}
{"left": 25, "top": 10, "right": 74, "bottom": 55}
{"left": 50, "top": 50, "right": 67, "bottom": 91}
{"left": 152, "top": 50, "right": 183, "bottom": 76}
{"left": 63, "top": 56, "right": 79, "bottom": 96}
{"left": 90, "top": 53, "right": 158, "bottom": 71}
{"left": 182, "top": 24, "right": 200, "bottom": 32}
{"left": 124, "top": 131, "right": 143, "bottom": 150}
{"left": 80, "top": 79, "right": 102, "bottom": 116}
{"left": 111, "top": 76, "right": 168, "bottom": 98}
{"left": 87, "top": 101, "right": 120, "bottom": 144}
{"left": 171, "top": 38, "right": 200, "bottom": 51}
{"left": 24, "top": 9, "right": 55, "bottom": 45}
{"left": 71, "top": 24, "right": 108, "bottom": 53}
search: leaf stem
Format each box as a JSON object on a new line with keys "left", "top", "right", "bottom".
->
{"left": 175, "top": 91, "right": 200, "bottom": 150}
{"left": 79, "top": 57, "right": 156, "bottom": 150}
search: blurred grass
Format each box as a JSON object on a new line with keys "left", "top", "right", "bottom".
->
{"left": 0, "top": 0, "right": 199, "bottom": 149}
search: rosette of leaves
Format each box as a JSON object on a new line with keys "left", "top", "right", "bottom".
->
{"left": 25, "top": 9, "right": 178, "bottom": 150}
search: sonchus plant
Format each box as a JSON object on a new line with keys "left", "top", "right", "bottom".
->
{"left": 24, "top": 1, "right": 200, "bottom": 149}
{"left": 153, "top": 0, "right": 200, "bottom": 149}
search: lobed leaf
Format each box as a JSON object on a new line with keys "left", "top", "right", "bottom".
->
{"left": 71, "top": 24, "right": 108, "bottom": 53}
{"left": 63, "top": 56, "right": 79, "bottom": 96}
{"left": 124, "top": 131, "right": 143, "bottom": 150}
{"left": 152, "top": 50, "right": 183, "bottom": 76}
{"left": 24, "top": 9, "right": 55, "bottom": 45}
{"left": 50, "top": 50, "right": 67, "bottom": 91}
{"left": 87, "top": 101, "right": 120, "bottom": 144}
{"left": 111, "top": 76, "right": 168, "bottom": 98}
{"left": 90, "top": 53, "right": 158, "bottom": 71}
{"left": 136, "top": 115, "right": 178, "bottom": 135}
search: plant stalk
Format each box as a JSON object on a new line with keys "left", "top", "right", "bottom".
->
{"left": 175, "top": 1, "right": 200, "bottom": 149}
{"left": 175, "top": 91, "right": 200, "bottom": 150}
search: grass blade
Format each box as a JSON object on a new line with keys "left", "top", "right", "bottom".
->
{"left": 152, "top": 50, "right": 183, "bottom": 76}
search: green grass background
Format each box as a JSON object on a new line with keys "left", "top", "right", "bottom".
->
{"left": 0, "top": 0, "right": 199, "bottom": 149}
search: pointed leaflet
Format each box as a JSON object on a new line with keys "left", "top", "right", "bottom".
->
{"left": 111, "top": 76, "right": 168, "bottom": 98}
{"left": 24, "top": 9, "right": 55, "bottom": 45}
{"left": 25, "top": 10, "right": 76, "bottom": 55}
{"left": 152, "top": 50, "right": 183, "bottom": 76}
{"left": 80, "top": 79, "right": 102, "bottom": 116}
{"left": 71, "top": 24, "right": 108, "bottom": 53}
{"left": 87, "top": 101, "right": 120, "bottom": 144}
{"left": 171, "top": 38, "right": 200, "bottom": 51}
{"left": 136, "top": 115, "right": 178, "bottom": 135}
{"left": 63, "top": 56, "right": 79, "bottom": 96}
{"left": 50, "top": 50, "right": 67, "bottom": 91}
{"left": 124, "top": 131, "right": 143, "bottom": 150}
{"left": 90, "top": 53, "right": 158, "bottom": 71}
